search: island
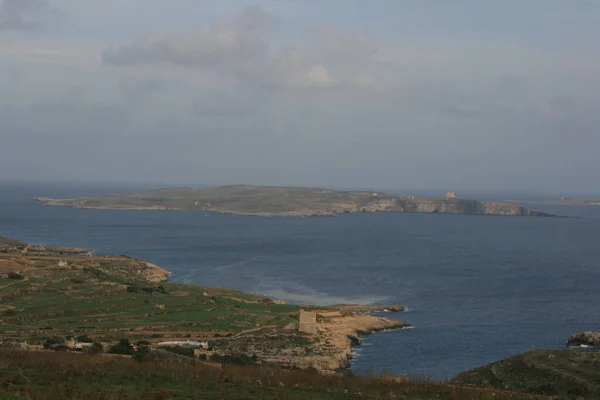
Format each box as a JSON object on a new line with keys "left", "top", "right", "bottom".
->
{"left": 35, "top": 185, "right": 554, "bottom": 217}
{"left": 506, "top": 197, "right": 600, "bottom": 206}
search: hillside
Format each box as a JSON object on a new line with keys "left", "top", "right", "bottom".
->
{"left": 453, "top": 349, "right": 600, "bottom": 398}
{"left": 0, "top": 237, "right": 409, "bottom": 372}
{"left": 35, "top": 185, "right": 554, "bottom": 217}
{"left": 0, "top": 349, "right": 551, "bottom": 400}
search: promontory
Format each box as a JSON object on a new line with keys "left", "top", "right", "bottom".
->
{"left": 35, "top": 185, "right": 554, "bottom": 217}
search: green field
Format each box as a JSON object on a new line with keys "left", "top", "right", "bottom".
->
{"left": 0, "top": 251, "right": 297, "bottom": 345}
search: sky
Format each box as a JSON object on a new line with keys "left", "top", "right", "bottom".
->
{"left": 1, "top": 0, "right": 599, "bottom": 194}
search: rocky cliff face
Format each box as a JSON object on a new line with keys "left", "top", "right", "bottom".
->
{"left": 392, "top": 198, "right": 549, "bottom": 216}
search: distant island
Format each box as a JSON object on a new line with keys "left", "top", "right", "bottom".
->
{"left": 506, "top": 197, "right": 600, "bottom": 206}
{"left": 35, "top": 185, "right": 555, "bottom": 217}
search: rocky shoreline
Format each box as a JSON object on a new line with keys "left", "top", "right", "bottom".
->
{"left": 2, "top": 235, "right": 406, "bottom": 373}
{"left": 567, "top": 332, "right": 600, "bottom": 347}
{"left": 212, "top": 307, "right": 408, "bottom": 372}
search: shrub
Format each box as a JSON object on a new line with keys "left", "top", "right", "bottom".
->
{"left": 7, "top": 272, "right": 24, "bottom": 280}
{"left": 220, "top": 353, "right": 257, "bottom": 366}
{"left": 43, "top": 337, "right": 65, "bottom": 349}
{"left": 159, "top": 346, "right": 195, "bottom": 358}
{"left": 110, "top": 339, "right": 133, "bottom": 355}
{"left": 133, "top": 345, "right": 151, "bottom": 361}
{"left": 76, "top": 334, "right": 94, "bottom": 343}
{"left": 156, "top": 285, "right": 169, "bottom": 294}
{"left": 88, "top": 342, "right": 104, "bottom": 355}
{"left": 126, "top": 285, "right": 138, "bottom": 293}
{"left": 3, "top": 309, "right": 17, "bottom": 317}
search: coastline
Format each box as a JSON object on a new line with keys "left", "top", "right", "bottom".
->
{"left": 0, "top": 235, "right": 407, "bottom": 373}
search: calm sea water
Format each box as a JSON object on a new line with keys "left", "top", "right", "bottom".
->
{"left": 1, "top": 183, "right": 600, "bottom": 379}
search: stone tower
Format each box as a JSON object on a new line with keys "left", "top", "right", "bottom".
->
{"left": 298, "top": 310, "right": 317, "bottom": 335}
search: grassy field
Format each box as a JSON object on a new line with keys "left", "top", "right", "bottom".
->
{"left": 0, "top": 250, "right": 297, "bottom": 345}
{"left": 0, "top": 349, "right": 552, "bottom": 400}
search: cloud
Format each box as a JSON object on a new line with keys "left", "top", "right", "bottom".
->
{"left": 192, "top": 82, "right": 273, "bottom": 116}
{"left": 0, "top": 0, "right": 58, "bottom": 31}
{"left": 102, "top": 6, "right": 270, "bottom": 69}
{"left": 12, "top": 85, "right": 128, "bottom": 136}
{"left": 6, "top": 66, "right": 24, "bottom": 79}
{"left": 117, "top": 76, "right": 166, "bottom": 101}
{"left": 103, "top": 6, "right": 379, "bottom": 95}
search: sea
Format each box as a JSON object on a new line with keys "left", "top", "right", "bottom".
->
{"left": 1, "top": 182, "right": 600, "bottom": 380}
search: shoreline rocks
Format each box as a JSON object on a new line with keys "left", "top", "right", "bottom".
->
{"left": 567, "top": 332, "right": 600, "bottom": 347}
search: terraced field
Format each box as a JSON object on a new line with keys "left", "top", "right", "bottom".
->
{"left": 0, "top": 249, "right": 297, "bottom": 345}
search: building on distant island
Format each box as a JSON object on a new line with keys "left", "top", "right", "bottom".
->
{"left": 445, "top": 192, "right": 458, "bottom": 199}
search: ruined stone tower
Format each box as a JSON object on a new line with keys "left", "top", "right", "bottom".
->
{"left": 298, "top": 310, "right": 317, "bottom": 335}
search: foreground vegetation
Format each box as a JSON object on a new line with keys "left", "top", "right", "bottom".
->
{"left": 0, "top": 349, "right": 549, "bottom": 400}
{"left": 454, "top": 349, "right": 600, "bottom": 398}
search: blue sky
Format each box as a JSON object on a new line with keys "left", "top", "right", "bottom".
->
{"left": 1, "top": 0, "right": 599, "bottom": 194}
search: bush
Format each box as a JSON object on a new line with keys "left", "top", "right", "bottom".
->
{"left": 110, "top": 339, "right": 133, "bottom": 355}
{"left": 136, "top": 340, "right": 151, "bottom": 346}
{"left": 7, "top": 272, "right": 24, "bottom": 280}
{"left": 220, "top": 353, "right": 257, "bottom": 366}
{"left": 159, "top": 346, "right": 195, "bottom": 358}
{"left": 133, "top": 345, "right": 151, "bottom": 361}
{"left": 126, "top": 285, "right": 138, "bottom": 293}
{"left": 88, "top": 342, "right": 104, "bottom": 355}
{"left": 76, "top": 334, "right": 94, "bottom": 343}
{"left": 43, "top": 337, "right": 65, "bottom": 349}
{"left": 3, "top": 309, "right": 17, "bottom": 317}
{"left": 156, "top": 285, "right": 169, "bottom": 294}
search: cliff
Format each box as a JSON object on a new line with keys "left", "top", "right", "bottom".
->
{"left": 34, "top": 185, "right": 554, "bottom": 217}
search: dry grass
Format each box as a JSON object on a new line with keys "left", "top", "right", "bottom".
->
{"left": 0, "top": 349, "right": 552, "bottom": 400}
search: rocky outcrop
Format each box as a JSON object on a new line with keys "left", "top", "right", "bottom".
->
{"left": 567, "top": 332, "right": 600, "bottom": 347}
{"left": 213, "top": 306, "right": 408, "bottom": 372}
{"left": 310, "top": 313, "right": 408, "bottom": 370}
